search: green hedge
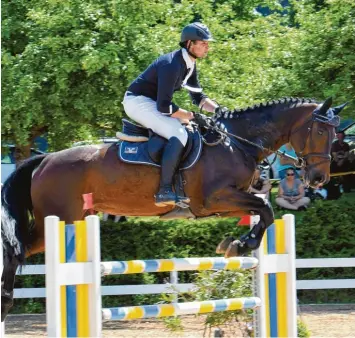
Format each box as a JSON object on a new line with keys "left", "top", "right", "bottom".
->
{"left": 11, "top": 193, "right": 355, "bottom": 313}
{"left": 291, "top": 194, "right": 355, "bottom": 304}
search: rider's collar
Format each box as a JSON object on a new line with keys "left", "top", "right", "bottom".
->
{"left": 182, "top": 48, "right": 195, "bottom": 70}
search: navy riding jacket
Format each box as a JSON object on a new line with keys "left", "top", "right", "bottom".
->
{"left": 127, "top": 49, "right": 207, "bottom": 115}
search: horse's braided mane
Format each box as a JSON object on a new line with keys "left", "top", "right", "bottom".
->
{"left": 214, "top": 97, "right": 318, "bottom": 119}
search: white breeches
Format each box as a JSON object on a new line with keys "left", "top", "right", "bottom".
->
{"left": 122, "top": 94, "right": 188, "bottom": 146}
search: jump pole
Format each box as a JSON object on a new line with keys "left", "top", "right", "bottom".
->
{"left": 45, "top": 213, "right": 297, "bottom": 337}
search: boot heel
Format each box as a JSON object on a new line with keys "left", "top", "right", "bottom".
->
{"left": 155, "top": 200, "right": 176, "bottom": 207}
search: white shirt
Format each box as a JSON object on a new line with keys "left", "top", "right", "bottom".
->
{"left": 182, "top": 48, "right": 195, "bottom": 70}
{"left": 181, "top": 49, "right": 202, "bottom": 93}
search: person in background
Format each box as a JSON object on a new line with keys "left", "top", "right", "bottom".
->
{"left": 275, "top": 167, "right": 310, "bottom": 211}
{"left": 277, "top": 143, "right": 301, "bottom": 179}
{"left": 248, "top": 167, "right": 272, "bottom": 199}
{"left": 331, "top": 131, "right": 351, "bottom": 192}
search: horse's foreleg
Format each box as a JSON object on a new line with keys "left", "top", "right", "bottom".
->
{"left": 204, "top": 188, "right": 274, "bottom": 257}
{"left": 224, "top": 199, "right": 274, "bottom": 257}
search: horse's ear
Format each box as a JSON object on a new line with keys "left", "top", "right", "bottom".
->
{"left": 332, "top": 102, "right": 348, "bottom": 115}
{"left": 318, "top": 97, "right": 333, "bottom": 115}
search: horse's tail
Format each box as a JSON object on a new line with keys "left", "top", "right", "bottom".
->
{"left": 1, "top": 154, "right": 47, "bottom": 265}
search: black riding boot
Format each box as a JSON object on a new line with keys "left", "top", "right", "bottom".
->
{"left": 155, "top": 137, "right": 190, "bottom": 207}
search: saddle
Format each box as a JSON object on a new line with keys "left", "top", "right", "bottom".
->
{"left": 117, "top": 119, "right": 202, "bottom": 170}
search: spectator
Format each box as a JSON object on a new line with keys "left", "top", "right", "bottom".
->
{"left": 331, "top": 131, "right": 351, "bottom": 192}
{"left": 277, "top": 143, "right": 301, "bottom": 179}
{"left": 275, "top": 167, "right": 310, "bottom": 211}
{"left": 248, "top": 167, "right": 272, "bottom": 199}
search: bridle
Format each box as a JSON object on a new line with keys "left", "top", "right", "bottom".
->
{"left": 288, "top": 115, "right": 338, "bottom": 171}
{"left": 195, "top": 110, "right": 340, "bottom": 171}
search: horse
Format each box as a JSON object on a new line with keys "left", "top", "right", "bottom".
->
{"left": 1, "top": 96, "right": 345, "bottom": 321}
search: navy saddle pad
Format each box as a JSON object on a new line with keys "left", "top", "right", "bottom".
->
{"left": 118, "top": 128, "right": 202, "bottom": 170}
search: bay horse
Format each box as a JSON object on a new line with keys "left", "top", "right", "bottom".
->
{"left": 1, "top": 97, "right": 345, "bottom": 321}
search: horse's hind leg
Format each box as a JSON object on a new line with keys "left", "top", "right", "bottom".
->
{"left": 27, "top": 200, "right": 84, "bottom": 257}
{"left": 29, "top": 166, "right": 87, "bottom": 256}
{"left": 1, "top": 254, "right": 19, "bottom": 322}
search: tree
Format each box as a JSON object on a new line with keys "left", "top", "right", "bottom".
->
{"left": 289, "top": 0, "right": 355, "bottom": 115}
{"left": 1, "top": 0, "right": 173, "bottom": 156}
{"left": 2, "top": 0, "right": 354, "bottom": 160}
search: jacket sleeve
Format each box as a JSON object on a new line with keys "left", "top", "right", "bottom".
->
{"left": 156, "top": 63, "right": 180, "bottom": 115}
{"left": 187, "top": 67, "right": 208, "bottom": 106}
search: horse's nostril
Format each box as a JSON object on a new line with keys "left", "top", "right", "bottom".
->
{"left": 313, "top": 174, "right": 328, "bottom": 187}
{"left": 312, "top": 174, "right": 325, "bottom": 186}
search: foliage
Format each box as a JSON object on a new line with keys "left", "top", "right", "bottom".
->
{"left": 162, "top": 316, "right": 184, "bottom": 333}
{"left": 289, "top": 0, "right": 355, "bottom": 105}
{"left": 2, "top": 0, "right": 354, "bottom": 159}
{"left": 1, "top": 0, "right": 173, "bottom": 153}
{"left": 297, "top": 319, "right": 311, "bottom": 338}
{"left": 187, "top": 269, "right": 254, "bottom": 336}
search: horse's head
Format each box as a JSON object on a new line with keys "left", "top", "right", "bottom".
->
{"left": 289, "top": 97, "right": 347, "bottom": 188}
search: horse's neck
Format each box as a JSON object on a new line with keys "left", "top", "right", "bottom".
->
{"left": 219, "top": 103, "right": 317, "bottom": 161}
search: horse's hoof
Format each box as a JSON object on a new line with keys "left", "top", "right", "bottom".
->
{"left": 216, "top": 236, "right": 235, "bottom": 254}
{"left": 224, "top": 240, "right": 252, "bottom": 258}
{"left": 224, "top": 240, "right": 241, "bottom": 257}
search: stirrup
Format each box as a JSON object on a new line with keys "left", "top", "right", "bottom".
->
{"left": 155, "top": 190, "right": 190, "bottom": 208}
{"left": 155, "top": 189, "right": 176, "bottom": 207}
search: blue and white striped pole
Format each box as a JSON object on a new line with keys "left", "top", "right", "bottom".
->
{"left": 101, "top": 256, "right": 258, "bottom": 275}
{"left": 102, "top": 297, "right": 262, "bottom": 321}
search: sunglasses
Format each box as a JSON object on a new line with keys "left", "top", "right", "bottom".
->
{"left": 287, "top": 173, "right": 295, "bottom": 176}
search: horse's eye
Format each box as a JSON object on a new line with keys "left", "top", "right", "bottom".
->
{"left": 318, "top": 130, "right": 324, "bottom": 136}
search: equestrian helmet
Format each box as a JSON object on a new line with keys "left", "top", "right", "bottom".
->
{"left": 181, "top": 22, "right": 214, "bottom": 42}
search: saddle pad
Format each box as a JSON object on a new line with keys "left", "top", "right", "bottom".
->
{"left": 118, "top": 130, "right": 202, "bottom": 171}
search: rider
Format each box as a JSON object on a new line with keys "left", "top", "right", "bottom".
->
{"left": 122, "top": 22, "right": 222, "bottom": 207}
